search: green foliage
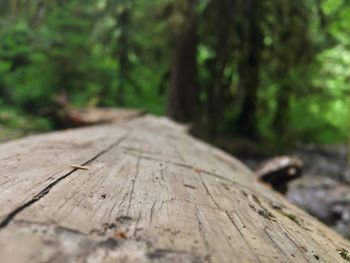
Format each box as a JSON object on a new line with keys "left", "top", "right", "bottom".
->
{"left": 0, "top": 103, "right": 51, "bottom": 142}
{"left": 0, "top": 0, "right": 165, "bottom": 115}
{"left": 0, "top": 0, "right": 349, "bottom": 146}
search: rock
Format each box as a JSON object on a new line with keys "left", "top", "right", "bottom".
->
{"left": 255, "top": 156, "right": 303, "bottom": 193}
{"left": 287, "top": 176, "right": 350, "bottom": 238}
{"left": 291, "top": 144, "right": 349, "bottom": 182}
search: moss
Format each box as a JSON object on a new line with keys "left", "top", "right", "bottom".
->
{"left": 221, "top": 183, "right": 230, "bottom": 191}
{"left": 249, "top": 194, "right": 277, "bottom": 222}
{"left": 252, "top": 195, "right": 262, "bottom": 206}
{"left": 272, "top": 205, "right": 302, "bottom": 226}
{"left": 337, "top": 248, "right": 350, "bottom": 261}
{"left": 281, "top": 211, "right": 300, "bottom": 225}
{"left": 258, "top": 208, "right": 277, "bottom": 222}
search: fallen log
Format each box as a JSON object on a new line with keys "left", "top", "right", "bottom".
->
{"left": 51, "top": 107, "right": 145, "bottom": 128}
{"left": 62, "top": 107, "right": 145, "bottom": 127}
{"left": 0, "top": 114, "right": 349, "bottom": 263}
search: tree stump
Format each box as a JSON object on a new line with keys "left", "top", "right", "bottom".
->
{"left": 0, "top": 115, "right": 349, "bottom": 262}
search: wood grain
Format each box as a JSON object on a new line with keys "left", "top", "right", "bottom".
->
{"left": 0, "top": 115, "right": 349, "bottom": 263}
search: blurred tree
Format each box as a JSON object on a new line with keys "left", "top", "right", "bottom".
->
{"left": 235, "top": 0, "right": 264, "bottom": 139}
{"left": 0, "top": 0, "right": 348, "bottom": 146}
{"left": 270, "top": 1, "right": 315, "bottom": 137}
{"left": 115, "top": 2, "right": 131, "bottom": 105}
{"left": 166, "top": 0, "right": 198, "bottom": 122}
{"left": 198, "top": 0, "right": 237, "bottom": 137}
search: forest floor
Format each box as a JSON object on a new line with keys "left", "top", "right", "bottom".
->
{"left": 0, "top": 125, "right": 29, "bottom": 143}
{"left": 238, "top": 144, "right": 350, "bottom": 239}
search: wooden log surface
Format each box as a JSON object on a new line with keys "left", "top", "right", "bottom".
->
{"left": 0, "top": 114, "right": 349, "bottom": 263}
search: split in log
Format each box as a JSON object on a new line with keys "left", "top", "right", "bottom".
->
{"left": 0, "top": 114, "right": 349, "bottom": 262}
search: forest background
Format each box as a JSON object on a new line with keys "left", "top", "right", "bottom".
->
{"left": 0, "top": 0, "right": 349, "bottom": 154}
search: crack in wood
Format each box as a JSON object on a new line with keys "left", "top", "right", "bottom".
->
{"left": 224, "top": 211, "right": 262, "bottom": 263}
{"left": 184, "top": 184, "right": 197, "bottom": 189}
{"left": 133, "top": 210, "right": 142, "bottom": 237}
{"left": 126, "top": 157, "right": 141, "bottom": 215}
{"left": 125, "top": 152, "right": 242, "bottom": 184}
{"left": 167, "top": 135, "right": 187, "bottom": 163}
{"left": 0, "top": 133, "right": 130, "bottom": 229}
{"left": 106, "top": 162, "right": 130, "bottom": 219}
{"left": 263, "top": 226, "right": 312, "bottom": 263}
{"left": 200, "top": 177, "right": 221, "bottom": 210}
{"left": 108, "top": 191, "right": 129, "bottom": 219}
{"left": 52, "top": 171, "right": 92, "bottom": 218}
{"left": 277, "top": 223, "right": 324, "bottom": 263}
{"left": 154, "top": 170, "right": 170, "bottom": 192}
{"left": 124, "top": 150, "right": 276, "bottom": 203}
{"left": 282, "top": 230, "right": 315, "bottom": 263}
{"left": 150, "top": 201, "right": 156, "bottom": 225}
{"left": 194, "top": 205, "right": 213, "bottom": 263}
{"left": 263, "top": 226, "right": 296, "bottom": 262}
{"left": 121, "top": 146, "right": 161, "bottom": 156}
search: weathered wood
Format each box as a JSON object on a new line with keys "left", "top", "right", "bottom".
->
{"left": 0, "top": 115, "right": 349, "bottom": 263}
{"left": 57, "top": 108, "right": 145, "bottom": 127}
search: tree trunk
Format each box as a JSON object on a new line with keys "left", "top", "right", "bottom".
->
{"left": 0, "top": 114, "right": 349, "bottom": 262}
{"left": 236, "top": 0, "right": 263, "bottom": 139}
{"left": 116, "top": 6, "right": 130, "bottom": 106}
{"left": 272, "top": 33, "right": 293, "bottom": 136}
{"left": 167, "top": 0, "right": 198, "bottom": 123}
{"left": 273, "top": 82, "right": 291, "bottom": 135}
